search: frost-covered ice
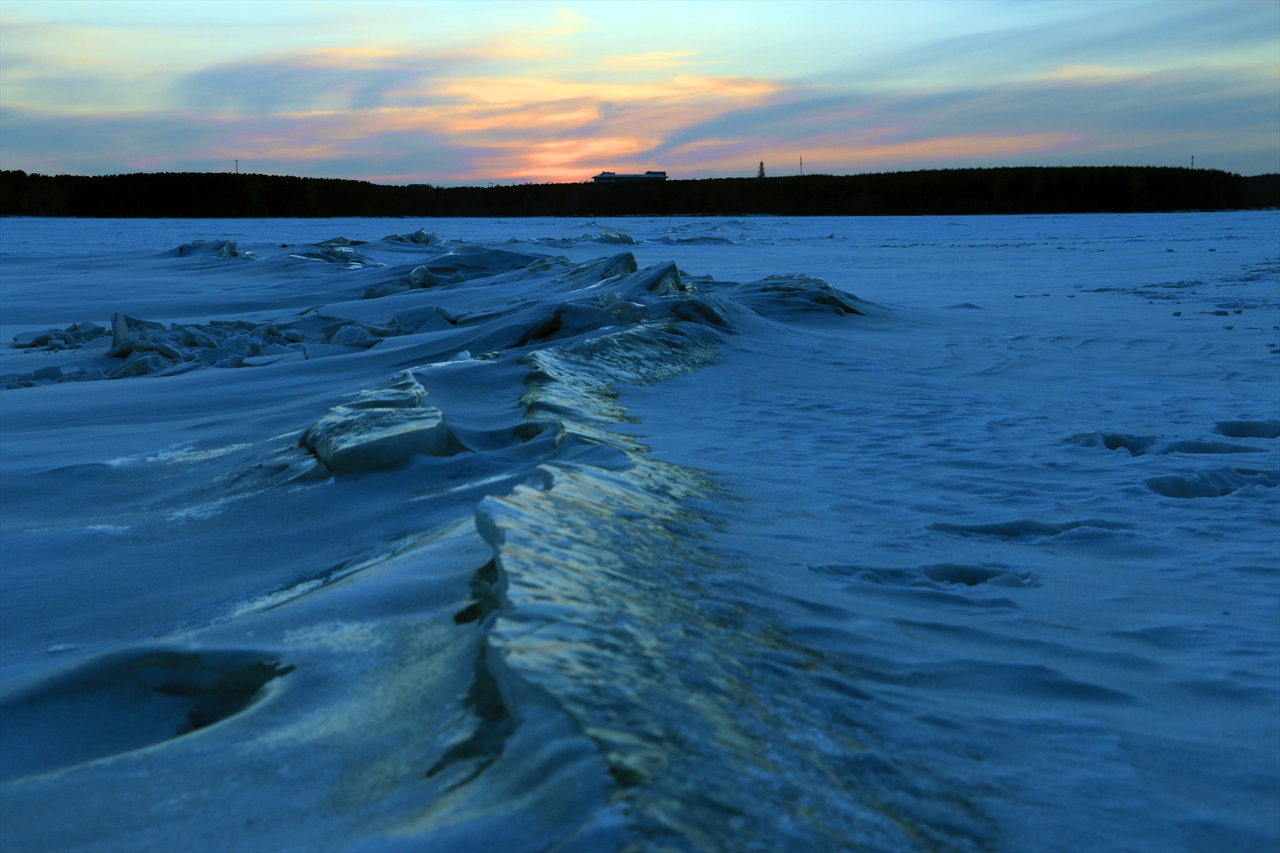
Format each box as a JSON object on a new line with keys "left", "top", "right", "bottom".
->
{"left": 0, "top": 213, "right": 1276, "bottom": 852}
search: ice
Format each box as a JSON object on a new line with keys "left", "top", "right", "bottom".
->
{"left": 1, "top": 212, "right": 1276, "bottom": 852}
{"left": 381, "top": 228, "right": 441, "bottom": 246}
{"left": 300, "top": 405, "right": 449, "bottom": 472}
{"left": 299, "top": 373, "right": 450, "bottom": 473}
{"left": 170, "top": 239, "right": 242, "bottom": 258}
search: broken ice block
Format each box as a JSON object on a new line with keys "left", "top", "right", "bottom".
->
{"left": 300, "top": 406, "right": 448, "bottom": 473}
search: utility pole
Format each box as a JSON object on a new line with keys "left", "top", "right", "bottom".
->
{"left": 1190, "top": 155, "right": 1194, "bottom": 169}
{"left": 235, "top": 159, "right": 239, "bottom": 174}
{"left": 800, "top": 155, "right": 803, "bottom": 175}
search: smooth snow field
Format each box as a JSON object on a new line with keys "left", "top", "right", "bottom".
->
{"left": 1, "top": 212, "right": 1277, "bottom": 852}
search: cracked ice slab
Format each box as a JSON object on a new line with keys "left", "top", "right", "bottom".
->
{"left": 300, "top": 405, "right": 449, "bottom": 473}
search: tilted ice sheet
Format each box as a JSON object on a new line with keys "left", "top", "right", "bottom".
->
{"left": 0, "top": 213, "right": 1276, "bottom": 852}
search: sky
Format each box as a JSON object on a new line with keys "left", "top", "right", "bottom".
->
{"left": 1, "top": 0, "right": 1276, "bottom": 184}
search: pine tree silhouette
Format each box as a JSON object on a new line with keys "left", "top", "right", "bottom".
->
{"left": 757, "top": 161, "right": 766, "bottom": 179}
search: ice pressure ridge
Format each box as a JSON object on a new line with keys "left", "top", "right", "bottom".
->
{"left": 5, "top": 247, "right": 961, "bottom": 850}
{"left": 457, "top": 301, "right": 988, "bottom": 850}
{"left": 4, "top": 244, "right": 862, "bottom": 390}
{"left": 4, "top": 310, "right": 396, "bottom": 386}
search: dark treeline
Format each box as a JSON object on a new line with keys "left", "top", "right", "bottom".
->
{"left": 1243, "top": 172, "right": 1280, "bottom": 209}
{"left": 1, "top": 167, "right": 1272, "bottom": 218}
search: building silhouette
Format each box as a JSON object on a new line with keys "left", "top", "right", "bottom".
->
{"left": 592, "top": 171, "right": 668, "bottom": 183}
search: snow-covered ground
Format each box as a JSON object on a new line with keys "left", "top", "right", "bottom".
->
{"left": 1, "top": 212, "right": 1276, "bottom": 852}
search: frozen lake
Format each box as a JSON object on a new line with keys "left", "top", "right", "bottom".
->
{"left": 1, "top": 212, "right": 1277, "bottom": 851}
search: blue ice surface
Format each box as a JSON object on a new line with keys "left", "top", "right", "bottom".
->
{"left": 1, "top": 212, "right": 1277, "bottom": 852}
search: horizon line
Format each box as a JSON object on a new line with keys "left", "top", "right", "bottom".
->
{"left": 5, "top": 164, "right": 1274, "bottom": 189}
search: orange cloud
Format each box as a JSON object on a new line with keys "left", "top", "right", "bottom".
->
{"left": 438, "top": 76, "right": 673, "bottom": 105}
{"left": 178, "top": 59, "right": 784, "bottom": 181}
{"left": 596, "top": 51, "right": 704, "bottom": 72}
{"left": 1045, "top": 64, "right": 1143, "bottom": 82}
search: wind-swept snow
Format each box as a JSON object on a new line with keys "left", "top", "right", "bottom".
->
{"left": 0, "top": 213, "right": 1276, "bottom": 852}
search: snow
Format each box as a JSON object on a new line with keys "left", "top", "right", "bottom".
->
{"left": 0, "top": 212, "right": 1276, "bottom": 852}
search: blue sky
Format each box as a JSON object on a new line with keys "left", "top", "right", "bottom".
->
{"left": 1, "top": 1, "right": 1276, "bottom": 183}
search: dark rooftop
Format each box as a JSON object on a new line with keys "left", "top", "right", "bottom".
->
{"left": 593, "top": 171, "right": 668, "bottom": 183}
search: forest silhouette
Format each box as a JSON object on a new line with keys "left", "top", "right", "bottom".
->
{"left": 2, "top": 167, "right": 1272, "bottom": 218}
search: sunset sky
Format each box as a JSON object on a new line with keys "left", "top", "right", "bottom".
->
{"left": 1, "top": 0, "right": 1276, "bottom": 184}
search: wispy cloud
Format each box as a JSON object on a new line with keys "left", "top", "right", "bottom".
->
{"left": 595, "top": 51, "right": 714, "bottom": 73}
{"left": 173, "top": 49, "right": 469, "bottom": 113}
{"left": 1, "top": 1, "right": 1275, "bottom": 180}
